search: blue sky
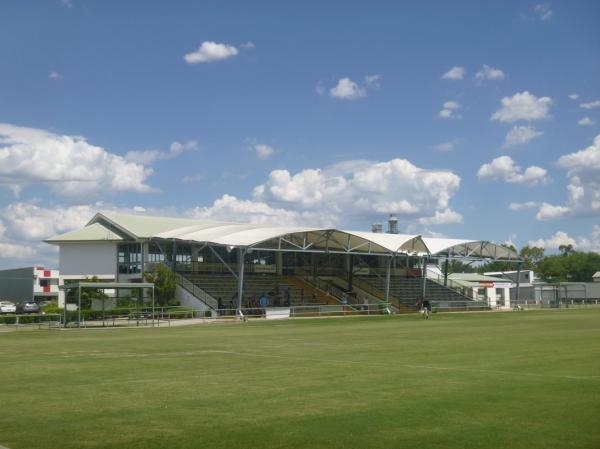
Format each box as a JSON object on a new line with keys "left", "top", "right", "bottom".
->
{"left": 0, "top": 0, "right": 599, "bottom": 268}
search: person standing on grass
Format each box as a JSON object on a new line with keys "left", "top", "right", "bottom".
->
{"left": 422, "top": 299, "right": 431, "bottom": 319}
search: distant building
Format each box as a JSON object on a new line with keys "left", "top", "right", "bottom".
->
{"left": 448, "top": 273, "right": 513, "bottom": 308}
{"left": 371, "top": 223, "right": 383, "bottom": 233}
{"left": 485, "top": 269, "right": 536, "bottom": 286}
{"left": 487, "top": 270, "right": 600, "bottom": 304}
{"left": 0, "top": 266, "right": 60, "bottom": 304}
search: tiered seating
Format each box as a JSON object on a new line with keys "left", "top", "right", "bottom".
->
{"left": 179, "top": 272, "right": 318, "bottom": 307}
{"left": 355, "top": 275, "right": 472, "bottom": 305}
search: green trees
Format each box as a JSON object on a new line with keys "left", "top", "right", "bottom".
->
{"left": 473, "top": 244, "right": 599, "bottom": 282}
{"left": 519, "top": 246, "right": 545, "bottom": 270}
{"left": 144, "top": 263, "right": 177, "bottom": 306}
{"left": 65, "top": 276, "right": 107, "bottom": 309}
{"left": 537, "top": 251, "right": 600, "bottom": 282}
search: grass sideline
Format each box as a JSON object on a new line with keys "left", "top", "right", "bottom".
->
{"left": 1, "top": 310, "right": 599, "bottom": 449}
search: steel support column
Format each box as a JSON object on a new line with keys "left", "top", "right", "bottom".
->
{"left": 78, "top": 285, "right": 82, "bottom": 328}
{"left": 237, "top": 248, "right": 246, "bottom": 318}
{"left": 384, "top": 256, "right": 392, "bottom": 303}
{"left": 171, "top": 240, "right": 177, "bottom": 271}
{"left": 514, "top": 261, "right": 522, "bottom": 308}
{"left": 347, "top": 254, "right": 354, "bottom": 291}
{"left": 443, "top": 253, "right": 449, "bottom": 287}
{"left": 151, "top": 286, "right": 155, "bottom": 327}
{"left": 421, "top": 257, "right": 427, "bottom": 299}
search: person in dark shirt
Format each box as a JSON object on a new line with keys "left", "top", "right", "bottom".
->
{"left": 422, "top": 299, "right": 431, "bottom": 319}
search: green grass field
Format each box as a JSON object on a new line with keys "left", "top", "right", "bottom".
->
{"left": 1, "top": 310, "right": 599, "bottom": 449}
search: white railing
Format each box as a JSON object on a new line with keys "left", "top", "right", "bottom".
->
{"left": 174, "top": 273, "right": 219, "bottom": 310}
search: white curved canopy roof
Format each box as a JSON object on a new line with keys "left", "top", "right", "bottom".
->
{"left": 422, "top": 237, "right": 518, "bottom": 260}
{"left": 46, "top": 212, "right": 518, "bottom": 259}
{"left": 154, "top": 223, "right": 427, "bottom": 255}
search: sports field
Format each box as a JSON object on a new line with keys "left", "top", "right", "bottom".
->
{"left": 1, "top": 310, "right": 599, "bottom": 449}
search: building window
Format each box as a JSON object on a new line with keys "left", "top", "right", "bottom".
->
{"left": 118, "top": 243, "right": 142, "bottom": 274}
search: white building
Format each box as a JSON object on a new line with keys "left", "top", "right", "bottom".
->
{"left": 447, "top": 273, "right": 513, "bottom": 309}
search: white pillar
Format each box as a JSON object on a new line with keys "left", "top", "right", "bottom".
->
{"left": 486, "top": 287, "right": 496, "bottom": 308}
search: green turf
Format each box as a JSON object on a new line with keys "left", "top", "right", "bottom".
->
{"left": 1, "top": 310, "right": 599, "bottom": 449}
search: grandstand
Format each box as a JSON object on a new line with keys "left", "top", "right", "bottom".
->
{"left": 45, "top": 212, "right": 521, "bottom": 316}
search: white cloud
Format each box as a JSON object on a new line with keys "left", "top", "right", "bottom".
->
{"left": 568, "top": 94, "right": 579, "bottom": 100}
{"left": 580, "top": 100, "right": 600, "bottom": 109}
{"left": 536, "top": 203, "right": 570, "bottom": 220}
{"left": 477, "top": 155, "right": 549, "bottom": 186}
{"left": 0, "top": 123, "right": 153, "bottom": 198}
{"left": 578, "top": 117, "right": 595, "bottom": 126}
{"left": 441, "top": 66, "right": 465, "bottom": 80}
{"left": 184, "top": 41, "right": 239, "bottom": 64}
{"left": 254, "top": 143, "right": 274, "bottom": 160}
{"left": 418, "top": 208, "right": 463, "bottom": 225}
{"left": 0, "top": 202, "right": 172, "bottom": 266}
{"left": 1, "top": 202, "right": 98, "bottom": 240}
{"left": 475, "top": 65, "right": 505, "bottom": 81}
{"left": 49, "top": 71, "right": 61, "bottom": 80}
{"left": 240, "top": 41, "right": 255, "bottom": 49}
{"left": 491, "top": 91, "right": 552, "bottom": 122}
{"left": 535, "top": 134, "right": 600, "bottom": 220}
{"left": 0, "top": 156, "right": 463, "bottom": 266}
{"left": 509, "top": 201, "right": 540, "bottom": 211}
{"left": 364, "top": 74, "right": 382, "bottom": 89}
{"left": 329, "top": 78, "right": 367, "bottom": 100}
{"left": 503, "top": 125, "right": 543, "bottom": 148}
{"left": 529, "top": 231, "right": 575, "bottom": 250}
{"left": 188, "top": 194, "right": 334, "bottom": 227}
{"left": 125, "top": 140, "right": 198, "bottom": 165}
{"left": 254, "top": 158, "right": 462, "bottom": 225}
{"left": 534, "top": 4, "right": 553, "bottom": 21}
{"left": 573, "top": 225, "right": 600, "bottom": 252}
{"left": 325, "top": 75, "right": 381, "bottom": 100}
{"left": 529, "top": 226, "right": 600, "bottom": 252}
{"left": 434, "top": 139, "right": 461, "bottom": 152}
{"left": 439, "top": 101, "right": 461, "bottom": 119}
{"left": 0, "top": 242, "right": 37, "bottom": 260}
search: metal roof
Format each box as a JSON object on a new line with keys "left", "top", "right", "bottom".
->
{"left": 45, "top": 223, "right": 124, "bottom": 243}
{"left": 46, "top": 212, "right": 518, "bottom": 259}
{"left": 448, "top": 273, "right": 513, "bottom": 283}
{"left": 422, "top": 237, "right": 518, "bottom": 259}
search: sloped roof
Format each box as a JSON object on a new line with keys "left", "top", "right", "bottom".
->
{"left": 45, "top": 223, "right": 123, "bottom": 243}
{"left": 448, "top": 273, "right": 513, "bottom": 283}
{"left": 91, "top": 212, "right": 215, "bottom": 239}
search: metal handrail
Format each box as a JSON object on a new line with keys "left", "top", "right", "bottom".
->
{"left": 174, "top": 273, "right": 219, "bottom": 309}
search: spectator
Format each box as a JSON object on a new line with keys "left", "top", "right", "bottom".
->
{"left": 259, "top": 293, "right": 268, "bottom": 308}
{"left": 422, "top": 299, "right": 431, "bottom": 319}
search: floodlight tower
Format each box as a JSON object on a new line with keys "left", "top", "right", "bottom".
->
{"left": 387, "top": 214, "right": 398, "bottom": 234}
